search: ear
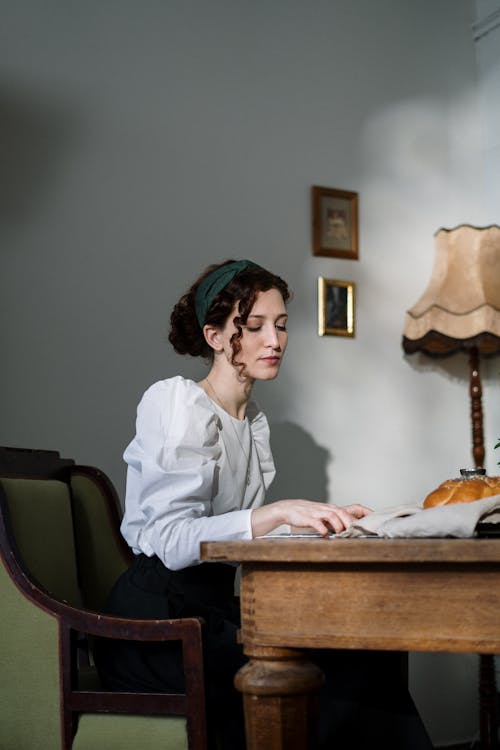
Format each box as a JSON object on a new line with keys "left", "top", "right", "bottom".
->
{"left": 203, "top": 324, "right": 224, "bottom": 352}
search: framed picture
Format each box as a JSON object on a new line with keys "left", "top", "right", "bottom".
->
{"left": 318, "top": 277, "right": 355, "bottom": 337}
{"left": 312, "top": 185, "right": 359, "bottom": 259}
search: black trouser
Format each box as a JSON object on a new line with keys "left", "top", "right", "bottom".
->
{"left": 94, "top": 554, "right": 434, "bottom": 750}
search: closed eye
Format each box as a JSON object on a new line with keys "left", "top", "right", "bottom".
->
{"left": 245, "top": 323, "right": 287, "bottom": 333}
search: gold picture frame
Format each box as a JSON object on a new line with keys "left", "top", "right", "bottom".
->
{"left": 312, "top": 185, "right": 359, "bottom": 259}
{"left": 318, "top": 277, "right": 355, "bottom": 337}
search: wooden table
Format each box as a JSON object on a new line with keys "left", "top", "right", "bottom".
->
{"left": 201, "top": 537, "right": 500, "bottom": 749}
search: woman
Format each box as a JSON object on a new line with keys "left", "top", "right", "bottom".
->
{"left": 96, "top": 259, "right": 433, "bottom": 749}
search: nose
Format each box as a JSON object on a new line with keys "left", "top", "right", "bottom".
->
{"left": 265, "top": 324, "right": 281, "bottom": 350}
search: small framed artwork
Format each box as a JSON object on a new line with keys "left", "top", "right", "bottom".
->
{"left": 312, "top": 185, "right": 359, "bottom": 259}
{"left": 318, "top": 277, "right": 355, "bottom": 337}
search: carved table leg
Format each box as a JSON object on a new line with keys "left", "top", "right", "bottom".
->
{"left": 234, "top": 646, "right": 324, "bottom": 750}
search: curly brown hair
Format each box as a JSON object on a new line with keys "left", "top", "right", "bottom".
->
{"left": 168, "top": 260, "right": 291, "bottom": 367}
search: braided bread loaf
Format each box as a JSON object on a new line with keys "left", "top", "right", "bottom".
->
{"left": 423, "top": 474, "right": 500, "bottom": 509}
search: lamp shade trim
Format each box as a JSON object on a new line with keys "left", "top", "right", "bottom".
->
{"left": 402, "top": 331, "right": 500, "bottom": 357}
{"left": 404, "top": 304, "right": 500, "bottom": 341}
{"left": 406, "top": 302, "right": 500, "bottom": 318}
{"left": 434, "top": 223, "right": 500, "bottom": 235}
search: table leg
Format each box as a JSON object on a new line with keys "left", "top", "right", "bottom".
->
{"left": 479, "top": 653, "right": 499, "bottom": 750}
{"left": 234, "top": 646, "right": 324, "bottom": 750}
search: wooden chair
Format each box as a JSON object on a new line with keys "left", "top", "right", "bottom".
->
{"left": 0, "top": 446, "right": 207, "bottom": 750}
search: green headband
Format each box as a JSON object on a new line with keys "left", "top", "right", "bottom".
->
{"left": 195, "top": 260, "right": 262, "bottom": 327}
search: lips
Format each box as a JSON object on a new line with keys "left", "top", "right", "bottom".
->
{"left": 259, "top": 356, "right": 281, "bottom": 364}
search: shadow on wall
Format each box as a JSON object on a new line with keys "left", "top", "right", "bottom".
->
{"left": 0, "top": 80, "right": 77, "bottom": 231}
{"left": 403, "top": 349, "right": 479, "bottom": 385}
{"left": 266, "top": 421, "right": 331, "bottom": 504}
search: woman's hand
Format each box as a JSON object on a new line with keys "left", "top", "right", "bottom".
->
{"left": 251, "top": 499, "right": 371, "bottom": 538}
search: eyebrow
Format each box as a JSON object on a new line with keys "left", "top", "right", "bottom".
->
{"left": 247, "top": 313, "right": 288, "bottom": 320}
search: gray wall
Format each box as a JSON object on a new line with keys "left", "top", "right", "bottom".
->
{"left": 2, "top": 1, "right": 498, "bottom": 744}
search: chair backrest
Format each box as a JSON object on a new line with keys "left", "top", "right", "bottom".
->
{"left": 70, "top": 466, "right": 132, "bottom": 612}
{"left": 0, "top": 445, "right": 75, "bottom": 477}
{"left": 1, "top": 476, "right": 81, "bottom": 605}
{"left": 0, "top": 446, "right": 132, "bottom": 611}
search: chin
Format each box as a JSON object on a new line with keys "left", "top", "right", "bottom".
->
{"left": 254, "top": 365, "right": 282, "bottom": 381}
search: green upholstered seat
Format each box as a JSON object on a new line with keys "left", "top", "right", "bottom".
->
{"left": 72, "top": 715, "right": 188, "bottom": 750}
{"left": 0, "top": 448, "right": 207, "bottom": 750}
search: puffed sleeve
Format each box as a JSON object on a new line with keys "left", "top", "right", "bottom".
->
{"left": 121, "top": 377, "right": 254, "bottom": 570}
{"left": 247, "top": 401, "right": 276, "bottom": 491}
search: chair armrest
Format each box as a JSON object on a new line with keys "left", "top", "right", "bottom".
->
{"left": 1, "top": 540, "right": 204, "bottom": 646}
{"left": 70, "top": 608, "right": 204, "bottom": 643}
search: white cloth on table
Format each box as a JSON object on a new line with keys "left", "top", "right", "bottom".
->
{"left": 339, "top": 495, "right": 500, "bottom": 538}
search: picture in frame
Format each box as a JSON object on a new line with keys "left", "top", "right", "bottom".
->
{"left": 312, "top": 185, "right": 359, "bottom": 259}
{"left": 318, "top": 277, "right": 355, "bottom": 337}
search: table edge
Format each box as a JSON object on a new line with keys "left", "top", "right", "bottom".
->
{"left": 200, "top": 537, "right": 500, "bottom": 563}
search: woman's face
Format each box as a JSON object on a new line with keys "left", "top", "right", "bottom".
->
{"left": 222, "top": 287, "right": 288, "bottom": 381}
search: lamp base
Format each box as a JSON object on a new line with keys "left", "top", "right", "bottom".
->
{"left": 469, "top": 347, "right": 485, "bottom": 470}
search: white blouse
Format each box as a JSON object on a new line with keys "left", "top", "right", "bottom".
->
{"left": 120, "top": 376, "right": 276, "bottom": 570}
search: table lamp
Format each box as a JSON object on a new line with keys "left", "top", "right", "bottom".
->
{"left": 402, "top": 223, "right": 500, "bottom": 468}
{"left": 402, "top": 223, "right": 500, "bottom": 750}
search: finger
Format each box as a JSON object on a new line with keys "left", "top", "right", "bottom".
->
{"left": 326, "top": 505, "right": 358, "bottom": 530}
{"left": 321, "top": 511, "right": 350, "bottom": 534}
{"left": 325, "top": 517, "right": 345, "bottom": 534}
{"left": 344, "top": 503, "right": 372, "bottom": 517}
{"left": 307, "top": 518, "right": 331, "bottom": 536}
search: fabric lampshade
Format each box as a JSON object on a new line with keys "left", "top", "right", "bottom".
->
{"left": 402, "top": 224, "right": 500, "bottom": 357}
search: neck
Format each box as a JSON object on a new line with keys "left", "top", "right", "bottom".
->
{"left": 202, "top": 365, "right": 253, "bottom": 420}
